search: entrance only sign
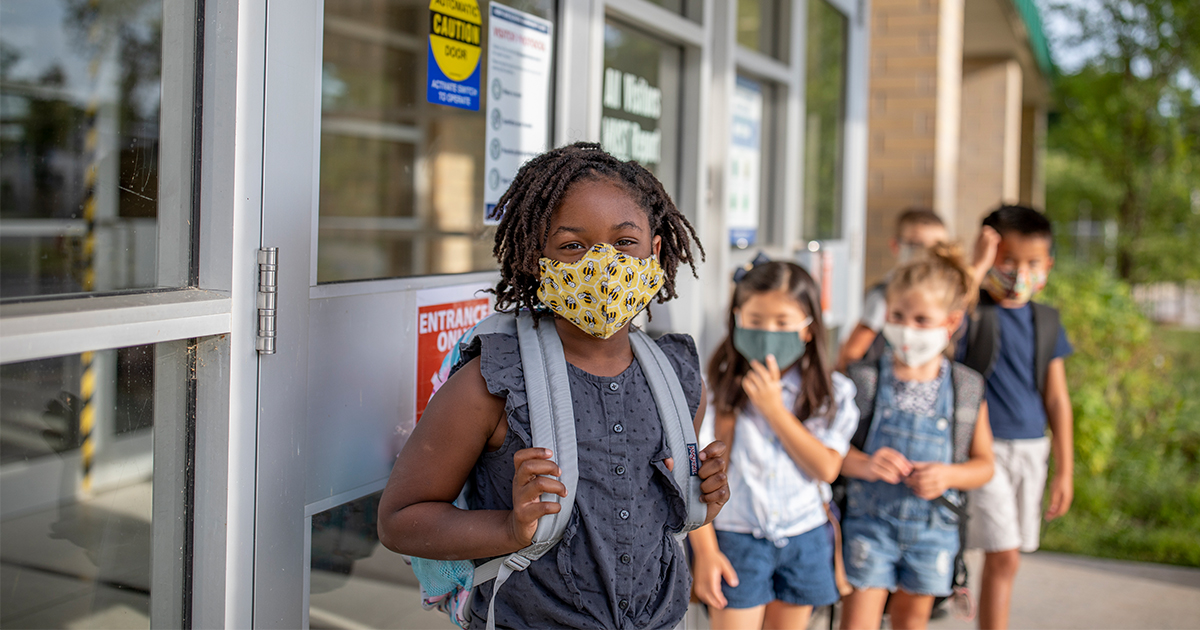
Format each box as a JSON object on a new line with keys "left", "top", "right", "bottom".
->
{"left": 415, "top": 284, "right": 493, "bottom": 422}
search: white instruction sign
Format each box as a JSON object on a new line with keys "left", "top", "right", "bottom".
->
{"left": 727, "top": 77, "right": 763, "bottom": 247}
{"left": 483, "top": 3, "right": 553, "bottom": 223}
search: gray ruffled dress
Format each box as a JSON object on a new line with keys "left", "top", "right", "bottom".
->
{"left": 454, "top": 330, "right": 702, "bottom": 629}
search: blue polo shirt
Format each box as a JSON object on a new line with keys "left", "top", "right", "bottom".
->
{"left": 957, "top": 302, "right": 1072, "bottom": 440}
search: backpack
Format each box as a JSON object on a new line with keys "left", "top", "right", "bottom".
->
{"left": 831, "top": 353, "right": 985, "bottom": 615}
{"left": 407, "top": 311, "right": 708, "bottom": 630}
{"left": 962, "top": 290, "right": 1062, "bottom": 393}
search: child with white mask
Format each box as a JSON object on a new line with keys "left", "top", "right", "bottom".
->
{"left": 837, "top": 244, "right": 995, "bottom": 630}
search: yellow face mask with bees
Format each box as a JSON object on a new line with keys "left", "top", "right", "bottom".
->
{"left": 536, "top": 243, "right": 665, "bottom": 339}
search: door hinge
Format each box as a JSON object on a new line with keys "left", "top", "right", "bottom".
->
{"left": 256, "top": 247, "right": 278, "bottom": 355}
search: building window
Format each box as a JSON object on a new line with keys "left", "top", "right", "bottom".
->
{"left": 0, "top": 0, "right": 194, "bottom": 299}
{"left": 737, "top": 0, "right": 790, "bottom": 61}
{"left": 0, "top": 339, "right": 191, "bottom": 629}
{"left": 601, "top": 20, "right": 683, "bottom": 200}
{"left": 317, "top": 0, "right": 556, "bottom": 283}
{"left": 802, "top": 0, "right": 847, "bottom": 241}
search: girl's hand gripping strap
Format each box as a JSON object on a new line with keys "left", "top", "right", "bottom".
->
{"left": 514, "top": 311, "right": 578, "bottom": 553}
{"left": 628, "top": 330, "right": 708, "bottom": 537}
{"left": 476, "top": 312, "right": 579, "bottom": 630}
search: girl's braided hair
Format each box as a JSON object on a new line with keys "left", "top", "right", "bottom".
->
{"left": 489, "top": 142, "right": 705, "bottom": 314}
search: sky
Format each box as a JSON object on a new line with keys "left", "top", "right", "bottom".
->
{"left": 1038, "top": 0, "right": 1099, "bottom": 74}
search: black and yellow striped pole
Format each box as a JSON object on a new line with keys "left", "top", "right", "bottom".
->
{"left": 78, "top": 1, "right": 102, "bottom": 494}
{"left": 79, "top": 351, "right": 97, "bottom": 494}
{"left": 80, "top": 0, "right": 100, "bottom": 293}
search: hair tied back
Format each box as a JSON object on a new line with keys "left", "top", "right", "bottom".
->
{"left": 732, "top": 251, "right": 773, "bottom": 284}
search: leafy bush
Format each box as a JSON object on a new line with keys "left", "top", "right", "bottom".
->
{"left": 1037, "top": 263, "right": 1200, "bottom": 566}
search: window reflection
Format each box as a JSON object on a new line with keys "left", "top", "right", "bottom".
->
{"left": 736, "top": 0, "right": 788, "bottom": 61}
{"left": 0, "top": 0, "right": 182, "bottom": 299}
{"left": 317, "top": 0, "right": 555, "bottom": 283}
{"left": 802, "top": 0, "right": 847, "bottom": 241}
{"left": 309, "top": 492, "right": 456, "bottom": 629}
{"left": 601, "top": 20, "right": 682, "bottom": 200}
{"left": 0, "top": 341, "right": 184, "bottom": 629}
{"left": 645, "top": 0, "right": 686, "bottom": 15}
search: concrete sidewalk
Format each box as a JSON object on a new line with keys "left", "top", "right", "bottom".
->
{"left": 924, "top": 550, "right": 1200, "bottom": 630}
{"left": 315, "top": 547, "right": 1200, "bottom": 630}
{"left": 800, "top": 549, "right": 1200, "bottom": 630}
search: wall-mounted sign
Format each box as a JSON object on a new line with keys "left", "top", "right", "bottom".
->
{"left": 483, "top": 2, "right": 553, "bottom": 223}
{"left": 415, "top": 283, "right": 492, "bottom": 422}
{"left": 427, "top": 0, "right": 482, "bottom": 110}
{"left": 728, "top": 77, "right": 763, "bottom": 247}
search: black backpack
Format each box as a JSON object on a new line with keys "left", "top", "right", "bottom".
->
{"left": 962, "top": 290, "right": 1062, "bottom": 393}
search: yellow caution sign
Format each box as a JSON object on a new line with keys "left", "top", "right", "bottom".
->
{"left": 427, "top": 0, "right": 482, "bottom": 110}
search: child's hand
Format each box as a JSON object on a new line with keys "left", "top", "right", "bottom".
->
{"left": 697, "top": 440, "right": 730, "bottom": 524}
{"left": 743, "top": 355, "right": 786, "bottom": 415}
{"left": 691, "top": 548, "right": 738, "bottom": 609}
{"left": 972, "top": 226, "right": 1001, "bottom": 282}
{"left": 1044, "top": 471, "right": 1073, "bottom": 521}
{"left": 869, "top": 447, "right": 913, "bottom": 484}
{"left": 905, "top": 461, "right": 950, "bottom": 500}
{"left": 508, "top": 448, "right": 569, "bottom": 548}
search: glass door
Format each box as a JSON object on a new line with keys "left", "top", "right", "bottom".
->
{"left": 256, "top": 1, "right": 556, "bottom": 627}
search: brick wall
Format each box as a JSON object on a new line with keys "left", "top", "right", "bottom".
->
{"left": 865, "top": 0, "right": 956, "bottom": 284}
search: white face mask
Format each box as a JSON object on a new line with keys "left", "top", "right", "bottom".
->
{"left": 881, "top": 323, "right": 950, "bottom": 367}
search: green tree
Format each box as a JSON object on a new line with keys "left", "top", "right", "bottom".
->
{"left": 1045, "top": 0, "right": 1200, "bottom": 282}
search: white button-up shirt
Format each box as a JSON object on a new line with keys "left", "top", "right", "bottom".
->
{"left": 700, "top": 369, "right": 859, "bottom": 545}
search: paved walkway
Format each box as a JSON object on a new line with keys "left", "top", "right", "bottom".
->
{"left": 7, "top": 479, "right": 1197, "bottom": 630}
{"left": 921, "top": 550, "right": 1200, "bottom": 630}
{"left": 748, "top": 550, "right": 1200, "bottom": 630}
{"left": 312, "top": 547, "right": 1200, "bottom": 630}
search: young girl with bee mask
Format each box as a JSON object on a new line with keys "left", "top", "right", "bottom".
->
{"left": 378, "top": 143, "right": 730, "bottom": 629}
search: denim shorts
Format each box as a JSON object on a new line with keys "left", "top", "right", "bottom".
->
{"left": 714, "top": 526, "right": 840, "bottom": 609}
{"left": 841, "top": 511, "right": 958, "bottom": 597}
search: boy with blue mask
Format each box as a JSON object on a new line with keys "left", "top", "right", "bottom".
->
{"left": 956, "top": 205, "right": 1074, "bottom": 630}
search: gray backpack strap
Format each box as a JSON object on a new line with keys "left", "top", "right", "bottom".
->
{"left": 846, "top": 361, "right": 879, "bottom": 452}
{"left": 515, "top": 311, "right": 578, "bottom": 551}
{"left": 628, "top": 329, "right": 707, "bottom": 536}
{"left": 478, "top": 312, "right": 579, "bottom": 630}
{"left": 948, "top": 362, "right": 984, "bottom": 465}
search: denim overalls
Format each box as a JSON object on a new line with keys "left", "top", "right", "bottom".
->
{"left": 842, "top": 354, "right": 960, "bottom": 596}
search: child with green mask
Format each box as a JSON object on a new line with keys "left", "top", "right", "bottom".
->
{"left": 690, "top": 261, "right": 860, "bottom": 630}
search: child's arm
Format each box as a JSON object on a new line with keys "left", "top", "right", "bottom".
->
{"left": 687, "top": 524, "right": 738, "bottom": 609}
{"left": 1043, "top": 357, "right": 1074, "bottom": 520}
{"left": 840, "top": 446, "right": 913, "bottom": 483}
{"left": 906, "top": 402, "right": 995, "bottom": 499}
{"left": 693, "top": 388, "right": 731, "bottom": 526}
{"left": 743, "top": 356, "right": 844, "bottom": 483}
{"left": 836, "top": 324, "right": 878, "bottom": 372}
{"left": 712, "top": 409, "right": 736, "bottom": 453}
{"left": 377, "top": 357, "right": 568, "bottom": 560}
{"left": 971, "top": 226, "right": 1001, "bottom": 285}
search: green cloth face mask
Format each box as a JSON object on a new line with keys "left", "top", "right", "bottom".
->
{"left": 732, "top": 317, "right": 811, "bottom": 367}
